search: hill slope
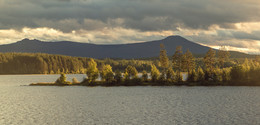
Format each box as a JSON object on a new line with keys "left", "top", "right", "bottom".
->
{"left": 0, "top": 36, "right": 251, "bottom": 59}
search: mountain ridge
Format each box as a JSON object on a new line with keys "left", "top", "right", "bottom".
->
{"left": 0, "top": 36, "right": 252, "bottom": 59}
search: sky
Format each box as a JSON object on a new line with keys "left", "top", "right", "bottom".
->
{"left": 0, "top": 0, "right": 260, "bottom": 54}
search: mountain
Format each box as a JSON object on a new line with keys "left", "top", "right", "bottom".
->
{"left": 0, "top": 36, "right": 251, "bottom": 59}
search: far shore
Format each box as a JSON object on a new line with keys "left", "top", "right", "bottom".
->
{"left": 0, "top": 73, "right": 85, "bottom": 75}
{"left": 29, "top": 82, "right": 260, "bottom": 87}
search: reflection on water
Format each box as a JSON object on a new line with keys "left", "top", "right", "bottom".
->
{"left": 0, "top": 75, "right": 259, "bottom": 125}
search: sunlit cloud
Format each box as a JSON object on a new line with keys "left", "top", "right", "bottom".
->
{"left": 0, "top": 27, "right": 174, "bottom": 45}
{"left": 0, "top": 0, "right": 260, "bottom": 54}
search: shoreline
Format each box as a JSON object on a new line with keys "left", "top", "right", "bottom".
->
{"left": 29, "top": 82, "right": 260, "bottom": 86}
{"left": 0, "top": 74, "right": 85, "bottom": 75}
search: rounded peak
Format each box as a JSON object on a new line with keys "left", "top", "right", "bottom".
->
{"left": 18, "top": 38, "right": 41, "bottom": 43}
{"left": 21, "top": 38, "right": 30, "bottom": 41}
{"left": 165, "top": 35, "right": 184, "bottom": 39}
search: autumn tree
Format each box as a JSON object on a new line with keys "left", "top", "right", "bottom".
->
{"left": 222, "top": 68, "right": 231, "bottom": 83}
{"left": 124, "top": 71, "right": 130, "bottom": 82}
{"left": 101, "top": 64, "right": 114, "bottom": 83}
{"left": 114, "top": 70, "right": 122, "bottom": 83}
{"left": 55, "top": 73, "right": 71, "bottom": 85}
{"left": 218, "top": 46, "right": 230, "bottom": 68}
{"left": 166, "top": 67, "right": 176, "bottom": 83}
{"left": 158, "top": 71, "right": 166, "bottom": 83}
{"left": 172, "top": 46, "right": 183, "bottom": 71}
{"left": 142, "top": 70, "right": 148, "bottom": 82}
{"left": 159, "top": 44, "right": 169, "bottom": 70}
{"left": 253, "top": 55, "right": 260, "bottom": 65}
{"left": 187, "top": 69, "right": 197, "bottom": 82}
{"left": 212, "top": 68, "right": 223, "bottom": 82}
{"left": 151, "top": 64, "right": 160, "bottom": 82}
{"left": 72, "top": 77, "right": 79, "bottom": 84}
{"left": 176, "top": 71, "right": 183, "bottom": 83}
{"left": 182, "top": 49, "right": 195, "bottom": 72}
{"left": 203, "top": 48, "right": 216, "bottom": 72}
{"left": 197, "top": 66, "right": 205, "bottom": 82}
{"left": 86, "top": 58, "right": 99, "bottom": 83}
{"left": 125, "top": 65, "right": 138, "bottom": 79}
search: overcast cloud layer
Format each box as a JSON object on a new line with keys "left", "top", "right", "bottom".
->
{"left": 0, "top": 0, "right": 260, "bottom": 53}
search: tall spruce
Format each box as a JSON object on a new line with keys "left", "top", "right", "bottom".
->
{"left": 182, "top": 49, "right": 195, "bottom": 72}
{"left": 172, "top": 46, "right": 183, "bottom": 71}
{"left": 159, "top": 44, "right": 169, "bottom": 69}
{"left": 151, "top": 64, "right": 160, "bottom": 82}
{"left": 166, "top": 67, "right": 176, "bottom": 83}
{"left": 203, "top": 48, "right": 216, "bottom": 72}
{"left": 197, "top": 66, "right": 205, "bottom": 82}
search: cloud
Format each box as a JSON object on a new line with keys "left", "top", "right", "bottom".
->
{"left": 0, "top": 0, "right": 260, "bottom": 54}
{"left": 1, "top": 0, "right": 260, "bottom": 32}
{"left": 0, "top": 27, "right": 173, "bottom": 44}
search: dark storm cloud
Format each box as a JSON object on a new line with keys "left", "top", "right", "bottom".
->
{"left": 0, "top": 0, "right": 260, "bottom": 32}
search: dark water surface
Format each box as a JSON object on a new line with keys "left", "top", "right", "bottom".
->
{"left": 0, "top": 75, "right": 259, "bottom": 125}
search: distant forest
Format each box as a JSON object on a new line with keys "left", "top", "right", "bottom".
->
{"left": 0, "top": 53, "right": 255, "bottom": 74}
{"left": 0, "top": 50, "right": 258, "bottom": 75}
{"left": 0, "top": 53, "right": 153, "bottom": 74}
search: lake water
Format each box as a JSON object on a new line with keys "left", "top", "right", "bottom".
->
{"left": 0, "top": 74, "right": 259, "bottom": 125}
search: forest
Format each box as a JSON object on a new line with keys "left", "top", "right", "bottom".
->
{"left": 0, "top": 53, "right": 153, "bottom": 74}
{"left": 19, "top": 44, "right": 260, "bottom": 86}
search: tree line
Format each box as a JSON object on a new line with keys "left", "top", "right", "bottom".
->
{"left": 0, "top": 53, "right": 153, "bottom": 74}
{"left": 54, "top": 44, "right": 260, "bottom": 86}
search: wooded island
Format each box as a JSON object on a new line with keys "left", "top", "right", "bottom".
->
{"left": 29, "top": 44, "right": 260, "bottom": 86}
